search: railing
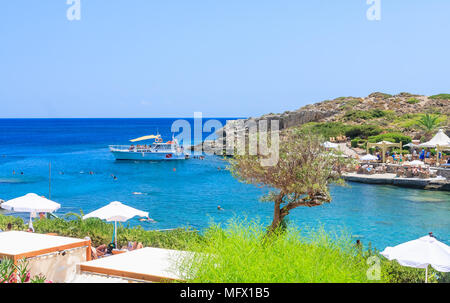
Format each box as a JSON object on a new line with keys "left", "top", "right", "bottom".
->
{"left": 109, "top": 145, "right": 181, "bottom": 153}
{"left": 109, "top": 145, "right": 133, "bottom": 151}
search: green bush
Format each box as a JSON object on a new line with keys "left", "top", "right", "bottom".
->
{"left": 407, "top": 98, "right": 421, "bottom": 104}
{"left": 345, "top": 125, "right": 383, "bottom": 139}
{"left": 344, "top": 109, "right": 388, "bottom": 121}
{"left": 0, "top": 213, "right": 201, "bottom": 249}
{"left": 299, "top": 122, "right": 349, "bottom": 139}
{"left": 368, "top": 133, "right": 412, "bottom": 146}
{"left": 429, "top": 94, "right": 450, "bottom": 100}
{"left": 178, "top": 219, "right": 379, "bottom": 283}
{"left": 351, "top": 137, "right": 366, "bottom": 148}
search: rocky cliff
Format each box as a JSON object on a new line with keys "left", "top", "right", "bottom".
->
{"left": 194, "top": 92, "right": 449, "bottom": 153}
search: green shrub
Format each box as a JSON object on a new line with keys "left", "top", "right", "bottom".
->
{"left": 368, "top": 133, "right": 412, "bottom": 146}
{"left": 0, "top": 213, "right": 201, "bottom": 249}
{"left": 178, "top": 219, "right": 380, "bottom": 283}
{"left": 407, "top": 98, "right": 420, "bottom": 104}
{"left": 299, "top": 122, "right": 349, "bottom": 139}
{"left": 345, "top": 125, "right": 383, "bottom": 139}
{"left": 344, "top": 109, "right": 388, "bottom": 121}
{"left": 351, "top": 137, "right": 366, "bottom": 148}
{"left": 429, "top": 94, "right": 450, "bottom": 100}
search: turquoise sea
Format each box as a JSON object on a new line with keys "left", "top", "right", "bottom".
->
{"left": 0, "top": 119, "right": 449, "bottom": 249}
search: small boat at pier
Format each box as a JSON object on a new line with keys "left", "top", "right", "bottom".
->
{"left": 109, "top": 134, "right": 188, "bottom": 161}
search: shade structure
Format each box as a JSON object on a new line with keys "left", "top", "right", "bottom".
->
{"left": 323, "top": 141, "right": 339, "bottom": 149}
{"left": 83, "top": 201, "right": 149, "bottom": 248}
{"left": 360, "top": 154, "right": 378, "bottom": 161}
{"left": 418, "top": 129, "right": 450, "bottom": 148}
{"left": 1, "top": 193, "right": 61, "bottom": 230}
{"left": 403, "top": 143, "right": 418, "bottom": 148}
{"left": 381, "top": 234, "right": 450, "bottom": 282}
{"left": 129, "top": 135, "right": 159, "bottom": 142}
{"left": 366, "top": 140, "right": 402, "bottom": 163}
{"left": 418, "top": 129, "right": 450, "bottom": 165}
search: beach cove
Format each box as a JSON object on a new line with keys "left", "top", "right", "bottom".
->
{"left": 0, "top": 118, "right": 449, "bottom": 250}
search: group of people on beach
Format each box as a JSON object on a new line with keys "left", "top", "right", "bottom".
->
{"left": 373, "top": 148, "right": 448, "bottom": 165}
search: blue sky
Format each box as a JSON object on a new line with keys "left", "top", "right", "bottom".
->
{"left": 0, "top": 1, "right": 449, "bottom": 118}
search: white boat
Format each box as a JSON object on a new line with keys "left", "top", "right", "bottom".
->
{"left": 109, "top": 134, "right": 188, "bottom": 161}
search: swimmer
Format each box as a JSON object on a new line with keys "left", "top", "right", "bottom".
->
{"left": 113, "top": 176, "right": 117, "bottom": 180}
{"left": 217, "top": 205, "right": 223, "bottom": 211}
{"left": 173, "top": 168, "right": 176, "bottom": 172}
{"left": 139, "top": 217, "right": 156, "bottom": 223}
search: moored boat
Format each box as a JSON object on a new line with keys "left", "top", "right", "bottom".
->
{"left": 109, "top": 134, "right": 188, "bottom": 161}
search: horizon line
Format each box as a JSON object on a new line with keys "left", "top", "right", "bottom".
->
{"left": 0, "top": 116, "right": 248, "bottom": 119}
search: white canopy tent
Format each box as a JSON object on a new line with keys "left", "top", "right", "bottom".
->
{"left": 418, "top": 129, "right": 450, "bottom": 165}
{"left": 381, "top": 234, "right": 450, "bottom": 283}
{"left": 418, "top": 129, "right": 450, "bottom": 148}
{"left": 403, "top": 142, "right": 419, "bottom": 148}
{"left": 0, "top": 193, "right": 61, "bottom": 230}
{"left": 83, "top": 201, "right": 149, "bottom": 248}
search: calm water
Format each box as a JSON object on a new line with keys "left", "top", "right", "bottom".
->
{"left": 0, "top": 119, "right": 449, "bottom": 249}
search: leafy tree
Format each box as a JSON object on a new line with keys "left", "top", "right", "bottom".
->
{"left": 228, "top": 129, "right": 354, "bottom": 232}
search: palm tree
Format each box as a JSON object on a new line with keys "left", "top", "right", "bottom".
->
{"left": 417, "top": 114, "right": 441, "bottom": 139}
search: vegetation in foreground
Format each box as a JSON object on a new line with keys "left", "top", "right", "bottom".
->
{"left": 1, "top": 214, "right": 448, "bottom": 283}
{"left": 0, "top": 213, "right": 200, "bottom": 249}
{"left": 177, "top": 220, "right": 376, "bottom": 283}
{"left": 177, "top": 219, "right": 448, "bottom": 283}
{"left": 0, "top": 258, "right": 49, "bottom": 283}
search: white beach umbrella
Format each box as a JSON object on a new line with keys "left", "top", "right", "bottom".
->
{"left": 1, "top": 193, "right": 61, "bottom": 231}
{"left": 83, "top": 201, "right": 149, "bottom": 248}
{"left": 408, "top": 160, "right": 425, "bottom": 167}
{"left": 381, "top": 234, "right": 450, "bottom": 282}
{"left": 323, "top": 141, "right": 339, "bottom": 149}
{"left": 360, "top": 154, "right": 378, "bottom": 161}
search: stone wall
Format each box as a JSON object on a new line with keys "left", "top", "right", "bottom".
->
{"left": 436, "top": 168, "right": 450, "bottom": 178}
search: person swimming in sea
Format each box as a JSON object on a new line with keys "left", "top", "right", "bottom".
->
{"left": 217, "top": 205, "right": 223, "bottom": 211}
{"left": 139, "top": 217, "right": 156, "bottom": 223}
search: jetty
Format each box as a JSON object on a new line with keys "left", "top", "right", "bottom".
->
{"left": 343, "top": 172, "right": 450, "bottom": 191}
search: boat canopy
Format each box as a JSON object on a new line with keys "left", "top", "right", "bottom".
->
{"left": 129, "top": 135, "right": 160, "bottom": 142}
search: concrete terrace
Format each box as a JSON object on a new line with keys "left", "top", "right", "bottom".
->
{"left": 343, "top": 172, "right": 450, "bottom": 191}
